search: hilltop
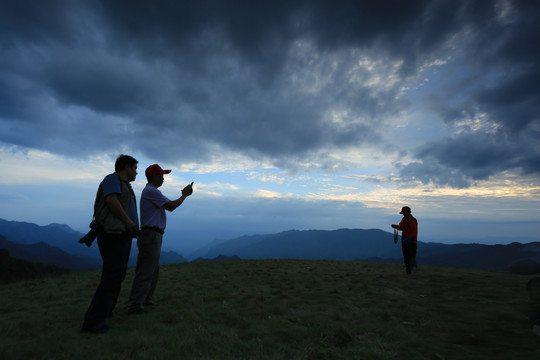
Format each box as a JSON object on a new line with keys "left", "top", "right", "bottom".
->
{"left": 1, "top": 219, "right": 539, "bottom": 273}
{"left": 1, "top": 260, "right": 539, "bottom": 359}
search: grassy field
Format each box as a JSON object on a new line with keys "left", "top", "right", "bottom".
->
{"left": 1, "top": 259, "right": 539, "bottom": 359}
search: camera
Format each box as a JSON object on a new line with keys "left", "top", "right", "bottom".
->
{"left": 78, "top": 220, "right": 103, "bottom": 247}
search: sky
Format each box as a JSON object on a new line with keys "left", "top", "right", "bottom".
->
{"left": 0, "top": 0, "right": 539, "bottom": 254}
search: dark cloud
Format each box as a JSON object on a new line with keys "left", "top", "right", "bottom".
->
{"left": 467, "top": 1, "right": 540, "bottom": 133}
{"left": 399, "top": 1, "right": 540, "bottom": 187}
{"left": 0, "top": 0, "right": 80, "bottom": 45}
{"left": 0, "top": 0, "right": 539, "bottom": 181}
{"left": 398, "top": 131, "right": 540, "bottom": 188}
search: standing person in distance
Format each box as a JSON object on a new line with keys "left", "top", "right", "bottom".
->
{"left": 391, "top": 206, "right": 418, "bottom": 275}
{"left": 82, "top": 154, "right": 139, "bottom": 334}
{"left": 128, "top": 164, "right": 193, "bottom": 314}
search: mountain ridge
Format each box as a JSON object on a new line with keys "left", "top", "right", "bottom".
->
{"left": 190, "top": 228, "right": 540, "bottom": 270}
{"left": 2, "top": 218, "right": 539, "bottom": 271}
{"left": 0, "top": 219, "right": 187, "bottom": 270}
{"left": 0, "top": 234, "right": 100, "bottom": 271}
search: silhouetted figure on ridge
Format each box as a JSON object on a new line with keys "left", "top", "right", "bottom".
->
{"left": 391, "top": 206, "right": 418, "bottom": 275}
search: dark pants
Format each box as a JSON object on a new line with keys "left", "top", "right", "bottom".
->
{"left": 84, "top": 232, "right": 132, "bottom": 326}
{"left": 129, "top": 228, "right": 163, "bottom": 306}
{"left": 401, "top": 237, "right": 417, "bottom": 274}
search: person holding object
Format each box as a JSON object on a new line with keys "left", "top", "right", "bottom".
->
{"left": 391, "top": 206, "right": 418, "bottom": 275}
{"left": 82, "top": 154, "right": 139, "bottom": 334}
{"left": 128, "top": 164, "right": 193, "bottom": 314}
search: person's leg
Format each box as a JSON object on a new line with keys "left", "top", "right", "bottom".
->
{"left": 129, "top": 230, "right": 161, "bottom": 310}
{"left": 109, "top": 233, "right": 132, "bottom": 316}
{"left": 146, "top": 234, "right": 162, "bottom": 303}
{"left": 410, "top": 243, "right": 418, "bottom": 273}
{"left": 83, "top": 233, "right": 131, "bottom": 331}
{"left": 401, "top": 241, "right": 411, "bottom": 274}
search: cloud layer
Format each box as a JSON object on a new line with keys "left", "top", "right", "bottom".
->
{"left": 1, "top": 0, "right": 539, "bottom": 187}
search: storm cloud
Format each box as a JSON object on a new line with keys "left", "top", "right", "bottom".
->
{"left": 1, "top": 0, "right": 539, "bottom": 186}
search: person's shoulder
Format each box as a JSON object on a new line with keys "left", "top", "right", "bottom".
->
{"left": 142, "top": 183, "right": 162, "bottom": 195}
{"left": 143, "top": 183, "right": 156, "bottom": 190}
{"left": 101, "top": 173, "right": 122, "bottom": 193}
{"left": 102, "top": 173, "right": 120, "bottom": 184}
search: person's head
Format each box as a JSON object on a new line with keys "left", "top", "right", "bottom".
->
{"left": 145, "top": 164, "right": 171, "bottom": 187}
{"left": 115, "top": 154, "right": 138, "bottom": 182}
{"left": 400, "top": 206, "right": 412, "bottom": 215}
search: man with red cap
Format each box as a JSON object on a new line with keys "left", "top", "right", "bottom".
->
{"left": 128, "top": 164, "right": 193, "bottom": 314}
{"left": 392, "top": 206, "right": 418, "bottom": 275}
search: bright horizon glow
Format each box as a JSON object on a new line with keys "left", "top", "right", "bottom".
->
{"left": 0, "top": 147, "right": 537, "bottom": 253}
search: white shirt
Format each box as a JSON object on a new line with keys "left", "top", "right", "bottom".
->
{"left": 140, "top": 183, "right": 170, "bottom": 230}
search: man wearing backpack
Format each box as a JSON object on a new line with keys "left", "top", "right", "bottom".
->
{"left": 391, "top": 206, "right": 418, "bottom": 275}
{"left": 82, "top": 154, "right": 139, "bottom": 334}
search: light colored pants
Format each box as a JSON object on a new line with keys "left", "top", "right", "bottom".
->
{"left": 129, "top": 228, "right": 163, "bottom": 305}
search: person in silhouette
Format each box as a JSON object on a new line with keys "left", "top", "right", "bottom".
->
{"left": 391, "top": 206, "right": 418, "bottom": 275}
{"left": 82, "top": 154, "right": 139, "bottom": 334}
{"left": 127, "top": 164, "right": 193, "bottom": 314}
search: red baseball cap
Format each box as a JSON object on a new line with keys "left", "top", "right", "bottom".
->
{"left": 145, "top": 164, "right": 172, "bottom": 178}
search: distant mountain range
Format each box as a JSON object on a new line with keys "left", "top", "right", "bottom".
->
{"left": 189, "top": 228, "right": 540, "bottom": 270}
{"left": 0, "top": 219, "right": 187, "bottom": 271}
{"left": 2, "top": 219, "right": 539, "bottom": 272}
{"left": 190, "top": 229, "right": 403, "bottom": 260}
{"left": 0, "top": 234, "right": 100, "bottom": 271}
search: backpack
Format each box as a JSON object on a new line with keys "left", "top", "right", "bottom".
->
{"left": 78, "top": 174, "right": 135, "bottom": 246}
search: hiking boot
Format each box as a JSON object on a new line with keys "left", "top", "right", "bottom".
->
{"left": 144, "top": 300, "right": 158, "bottom": 306}
{"left": 82, "top": 321, "right": 111, "bottom": 334}
{"left": 128, "top": 304, "right": 145, "bottom": 315}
